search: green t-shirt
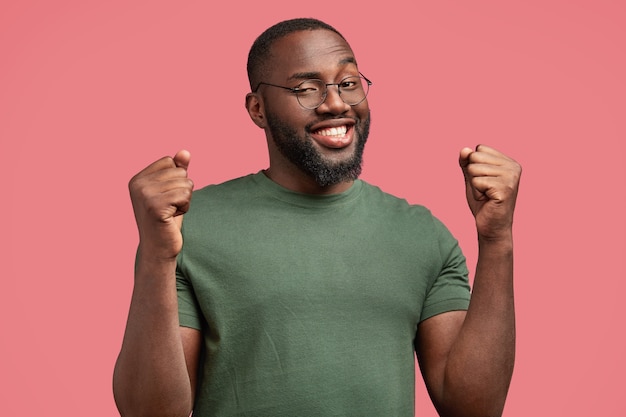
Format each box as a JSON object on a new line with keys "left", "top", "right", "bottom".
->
{"left": 176, "top": 172, "right": 470, "bottom": 416}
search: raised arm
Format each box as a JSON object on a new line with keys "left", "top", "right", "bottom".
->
{"left": 416, "top": 145, "right": 521, "bottom": 417}
{"left": 113, "top": 150, "right": 201, "bottom": 417}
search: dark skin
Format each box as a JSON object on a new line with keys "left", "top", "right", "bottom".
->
{"left": 417, "top": 144, "right": 519, "bottom": 416}
{"left": 245, "top": 31, "right": 369, "bottom": 195}
{"left": 113, "top": 150, "right": 201, "bottom": 416}
{"left": 113, "top": 29, "right": 521, "bottom": 417}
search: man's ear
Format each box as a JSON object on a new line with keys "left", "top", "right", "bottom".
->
{"left": 245, "top": 93, "right": 266, "bottom": 128}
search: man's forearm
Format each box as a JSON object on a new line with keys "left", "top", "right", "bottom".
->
{"left": 441, "top": 236, "right": 516, "bottom": 417}
{"left": 113, "top": 253, "right": 193, "bottom": 417}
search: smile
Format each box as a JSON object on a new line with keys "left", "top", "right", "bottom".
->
{"left": 314, "top": 125, "right": 348, "bottom": 138}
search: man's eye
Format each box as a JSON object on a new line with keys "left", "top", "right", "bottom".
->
{"left": 340, "top": 81, "right": 358, "bottom": 89}
{"left": 295, "top": 86, "right": 319, "bottom": 94}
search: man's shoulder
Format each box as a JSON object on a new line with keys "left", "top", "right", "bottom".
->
{"left": 358, "top": 180, "right": 458, "bottom": 245}
{"left": 359, "top": 180, "right": 432, "bottom": 217}
{"left": 192, "top": 172, "right": 262, "bottom": 198}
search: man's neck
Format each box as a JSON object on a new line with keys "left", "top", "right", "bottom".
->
{"left": 262, "top": 168, "right": 354, "bottom": 195}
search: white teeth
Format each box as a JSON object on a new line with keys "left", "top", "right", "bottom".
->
{"left": 317, "top": 126, "right": 347, "bottom": 137}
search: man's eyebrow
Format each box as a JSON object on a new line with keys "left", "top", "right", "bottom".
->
{"left": 287, "top": 71, "right": 322, "bottom": 81}
{"left": 287, "top": 58, "right": 358, "bottom": 82}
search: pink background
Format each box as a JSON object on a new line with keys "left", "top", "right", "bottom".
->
{"left": 2, "top": 1, "right": 624, "bottom": 415}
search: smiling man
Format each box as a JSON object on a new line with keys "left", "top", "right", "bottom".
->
{"left": 113, "top": 18, "right": 520, "bottom": 417}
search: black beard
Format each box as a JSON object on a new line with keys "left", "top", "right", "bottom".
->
{"left": 266, "top": 111, "right": 370, "bottom": 187}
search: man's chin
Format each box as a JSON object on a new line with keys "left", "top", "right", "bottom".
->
{"left": 306, "top": 158, "right": 363, "bottom": 187}
{"left": 310, "top": 140, "right": 365, "bottom": 186}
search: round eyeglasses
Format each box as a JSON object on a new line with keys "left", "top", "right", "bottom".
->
{"left": 253, "top": 73, "right": 372, "bottom": 110}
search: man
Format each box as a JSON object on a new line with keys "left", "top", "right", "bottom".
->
{"left": 113, "top": 18, "right": 520, "bottom": 417}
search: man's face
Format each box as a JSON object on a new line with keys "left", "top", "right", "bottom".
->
{"left": 259, "top": 30, "right": 371, "bottom": 188}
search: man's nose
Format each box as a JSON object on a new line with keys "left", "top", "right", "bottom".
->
{"left": 316, "top": 85, "right": 350, "bottom": 114}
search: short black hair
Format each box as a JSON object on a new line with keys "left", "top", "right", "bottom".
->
{"left": 247, "top": 18, "right": 346, "bottom": 90}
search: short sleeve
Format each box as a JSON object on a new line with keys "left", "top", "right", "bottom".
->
{"left": 420, "top": 217, "right": 471, "bottom": 322}
{"left": 176, "top": 253, "right": 203, "bottom": 330}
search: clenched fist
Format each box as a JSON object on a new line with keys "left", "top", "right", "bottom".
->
{"left": 459, "top": 145, "right": 522, "bottom": 241}
{"left": 128, "top": 150, "right": 194, "bottom": 260}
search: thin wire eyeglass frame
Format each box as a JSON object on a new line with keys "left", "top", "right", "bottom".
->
{"left": 252, "top": 72, "right": 373, "bottom": 110}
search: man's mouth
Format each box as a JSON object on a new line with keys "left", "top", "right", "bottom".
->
{"left": 310, "top": 124, "right": 353, "bottom": 149}
{"left": 314, "top": 125, "right": 348, "bottom": 138}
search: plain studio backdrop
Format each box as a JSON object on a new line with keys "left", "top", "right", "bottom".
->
{"left": 2, "top": 1, "right": 624, "bottom": 416}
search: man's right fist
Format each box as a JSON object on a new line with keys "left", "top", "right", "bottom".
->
{"left": 128, "top": 150, "right": 194, "bottom": 260}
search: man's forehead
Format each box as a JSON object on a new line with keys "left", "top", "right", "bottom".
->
{"left": 269, "top": 29, "right": 357, "bottom": 74}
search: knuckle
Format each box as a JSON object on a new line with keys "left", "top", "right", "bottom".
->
{"left": 128, "top": 173, "right": 142, "bottom": 190}
{"left": 181, "top": 187, "right": 193, "bottom": 199}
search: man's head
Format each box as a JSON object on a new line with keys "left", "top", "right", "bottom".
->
{"left": 245, "top": 18, "right": 371, "bottom": 191}
{"left": 247, "top": 18, "right": 346, "bottom": 92}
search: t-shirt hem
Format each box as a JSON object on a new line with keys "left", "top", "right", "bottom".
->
{"left": 420, "top": 298, "right": 470, "bottom": 323}
{"left": 179, "top": 313, "right": 202, "bottom": 331}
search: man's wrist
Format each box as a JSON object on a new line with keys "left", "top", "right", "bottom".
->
{"left": 477, "top": 231, "right": 514, "bottom": 253}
